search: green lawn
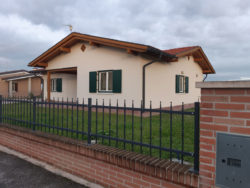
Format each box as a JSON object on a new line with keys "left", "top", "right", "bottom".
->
{"left": 1, "top": 101, "right": 195, "bottom": 162}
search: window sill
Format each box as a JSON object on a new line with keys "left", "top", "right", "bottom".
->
{"left": 97, "top": 92, "right": 115, "bottom": 95}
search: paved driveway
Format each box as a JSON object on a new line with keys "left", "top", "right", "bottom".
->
{"left": 0, "top": 151, "right": 87, "bottom": 188}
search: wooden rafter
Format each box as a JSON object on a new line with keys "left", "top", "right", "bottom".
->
{"left": 36, "top": 62, "right": 48, "bottom": 67}
{"left": 59, "top": 47, "right": 71, "bottom": 53}
{"left": 89, "top": 41, "right": 99, "bottom": 47}
{"left": 126, "top": 49, "right": 138, "bottom": 55}
{"left": 194, "top": 58, "right": 203, "bottom": 62}
{"left": 47, "top": 67, "right": 77, "bottom": 73}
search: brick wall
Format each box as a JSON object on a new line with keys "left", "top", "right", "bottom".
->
{"left": 0, "top": 124, "right": 198, "bottom": 188}
{"left": 197, "top": 81, "right": 250, "bottom": 188}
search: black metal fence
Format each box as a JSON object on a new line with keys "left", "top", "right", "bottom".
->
{"left": 0, "top": 96, "right": 200, "bottom": 173}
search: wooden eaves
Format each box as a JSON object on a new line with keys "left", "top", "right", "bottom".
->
{"left": 28, "top": 32, "right": 175, "bottom": 68}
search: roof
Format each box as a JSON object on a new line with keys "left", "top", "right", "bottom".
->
{"left": 29, "top": 68, "right": 46, "bottom": 74}
{"left": 2, "top": 73, "right": 38, "bottom": 81}
{"left": 0, "top": 69, "right": 28, "bottom": 76}
{"left": 163, "top": 46, "right": 215, "bottom": 74}
{"left": 28, "top": 32, "right": 215, "bottom": 74}
{"left": 28, "top": 32, "right": 175, "bottom": 67}
{"left": 164, "top": 46, "right": 198, "bottom": 55}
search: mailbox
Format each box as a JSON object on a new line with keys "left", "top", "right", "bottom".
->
{"left": 216, "top": 133, "right": 250, "bottom": 188}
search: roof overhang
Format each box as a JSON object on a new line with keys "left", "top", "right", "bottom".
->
{"left": 3, "top": 74, "right": 38, "bottom": 81}
{"left": 170, "top": 46, "right": 215, "bottom": 74}
{"left": 28, "top": 32, "right": 176, "bottom": 68}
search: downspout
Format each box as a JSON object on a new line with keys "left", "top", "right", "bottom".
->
{"left": 203, "top": 74, "right": 208, "bottom": 82}
{"left": 142, "top": 52, "right": 163, "bottom": 110}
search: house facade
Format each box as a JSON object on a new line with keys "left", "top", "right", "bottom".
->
{"left": 28, "top": 32, "right": 215, "bottom": 108}
{"left": 0, "top": 70, "right": 42, "bottom": 97}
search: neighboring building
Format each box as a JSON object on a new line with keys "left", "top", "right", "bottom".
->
{"left": 0, "top": 70, "right": 42, "bottom": 97}
{"left": 28, "top": 32, "right": 215, "bottom": 108}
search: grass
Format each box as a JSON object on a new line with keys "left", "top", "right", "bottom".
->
{"left": 1, "top": 101, "right": 196, "bottom": 163}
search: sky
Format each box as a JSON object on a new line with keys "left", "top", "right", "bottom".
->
{"left": 0, "top": 0, "right": 250, "bottom": 81}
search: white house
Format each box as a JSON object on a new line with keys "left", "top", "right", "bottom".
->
{"left": 28, "top": 32, "right": 215, "bottom": 108}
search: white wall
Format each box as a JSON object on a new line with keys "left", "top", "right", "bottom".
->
{"left": 44, "top": 42, "right": 204, "bottom": 107}
{"left": 43, "top": 73, "right": 77, "bottom": 100}
{"left": 145, "top": 56, "right": 203, "bottom": 108}
{"left": 46, "top": 43, "right": 146, "bottom": 106}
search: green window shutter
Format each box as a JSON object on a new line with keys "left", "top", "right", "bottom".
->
{"left": 89, "top": 71, "right": 97, "bottom": 93}
{"left": 185, "top": 77, "right": 189, "bottom": 93}
{"left": 113, "top": 70, "right": 122, "bottom": 93}
{"left": 176, "top": 75, "right": 180, "bottom": 93}
{"left": 56, "top": 78, "right": 62, "bottom": 92}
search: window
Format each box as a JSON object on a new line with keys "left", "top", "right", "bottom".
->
{"left": 99, "top": 71, "right": 113, "bottom": 92}
{"left": 51, "top": 79, "right": 56, "bottom": 92}
{"left": 89, "top": 70, "right": 122, "bottom": 93}
{"left": 176, "top": 75, "right": 189, "bottom": 93}
{"left": 51, "top": 78, "right": 62, "bottom": 92}
{"left": 12, "top": 82, "right": 18, "bottom": 92}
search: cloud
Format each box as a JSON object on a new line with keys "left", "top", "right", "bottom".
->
{"left": 240, "top": 77, "right": 250, "bottom": 80}
{"left": 0, "top": 13, "right": 67, "bottom": 69}
{"left": 0, "top": 0, "right": 249, "bottom": 80}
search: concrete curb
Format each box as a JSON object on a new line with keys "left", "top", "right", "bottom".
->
{"left": 0, "top": 145, "right": 103, "bottom": 188}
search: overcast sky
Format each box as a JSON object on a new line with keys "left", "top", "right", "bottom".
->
{"left": 0, "top": 0, "right": 249, "bottom": 80}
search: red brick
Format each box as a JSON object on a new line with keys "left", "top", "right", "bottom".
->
{"left": 215, "top": 89, "right": 245, "bottom": 95}
{"left": 200, "top": 150, "right": 216, "bottom": 159}
{"left": 201, "top": 89, "right": 215, "bottom": 95}
{"left": 230, "top": 127, "right": 250, "bottom": 135}
{"left": 150, "top": 184, "right": 162, "bottom": 188}
{"left": 199, "top": 170, "right": 213, "bottom": 179}
{"left": 200, "top": 130, "right": 213, "bottom": 137}
{"left": 215, "top": 103, "right": 245, "bottom": 110}
{"left": 247, "top": 120, "right": 250, "bottom": 126}
{"left": 213, "top": 117, "right": 245, "bottom": 126}
{"left": 200, "top": 157, "right": 213, "bottom": 164}
{"left": 117, "top": 173, "right": 132, "bottom": 182}
{"left": 200, "top": 137, "right": 216, "bottom": 145}
{"left": 231, "top": 112, "right": 250, "bottom": 119}
{"left": 124, "top": 181, "right": 140, "bottom": 188}
{"left": 201, "top": 103, "right": 213, "bottom": 109}
{"left": 142, "top": 175, "right": 161, "bottom": 185}
{"left": 200, "top": 116, "right": 213, "bottom": 123}
{"left": 200, "top": 123, "right": 228, "bottom": 132}
{"left": 200, "top": 143, "right": 213, "bottom": 151}
{"left": 247, "top": 89, "right": 250, "bottom": 94}
{"left": 191, "top": 175, "right": 199, "bottom": 188}
{"left": 199, "top": 184, "right": 213, "bottom": 188}
{"left": 231, "top": 96, "right": 250, "bottom": 103}
{"left": 200, "top": 164, "right": 215, "bottom": 172}
{"left": 201, "top": 110, "right": 228, "bottom": 117}
{"left": 0, "top": 126, "right": 194, "bottom": 188}
{"left": 161, "top": 181, "right": 184, "bottom": 188}
{"left": 201, "top": 96, "right": 229, "bottom": 102}
{"left": 132, "top": 178, "right": 150, "bottom": 187}
{"left": 246, "top": 104, "right": 250, "bottom": 110}
{"left": 199, "top": 177, "right": 215, "bottom": 186}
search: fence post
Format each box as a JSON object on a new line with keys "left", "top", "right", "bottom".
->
{"left": 0, "top": 95, "right": 2, "bottom": 124}
{"left": 87, "top": 98, "right": 92, "bottom": 145}
{"left": 33, "top": 97, "right": 36, "bottom": 131}
{"left": 193, "top": 102, "right": 200, "bottom": 173}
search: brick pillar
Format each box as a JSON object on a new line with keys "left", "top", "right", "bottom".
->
{"left": 196, "top": 81, "right": 250, "bottom": 188}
